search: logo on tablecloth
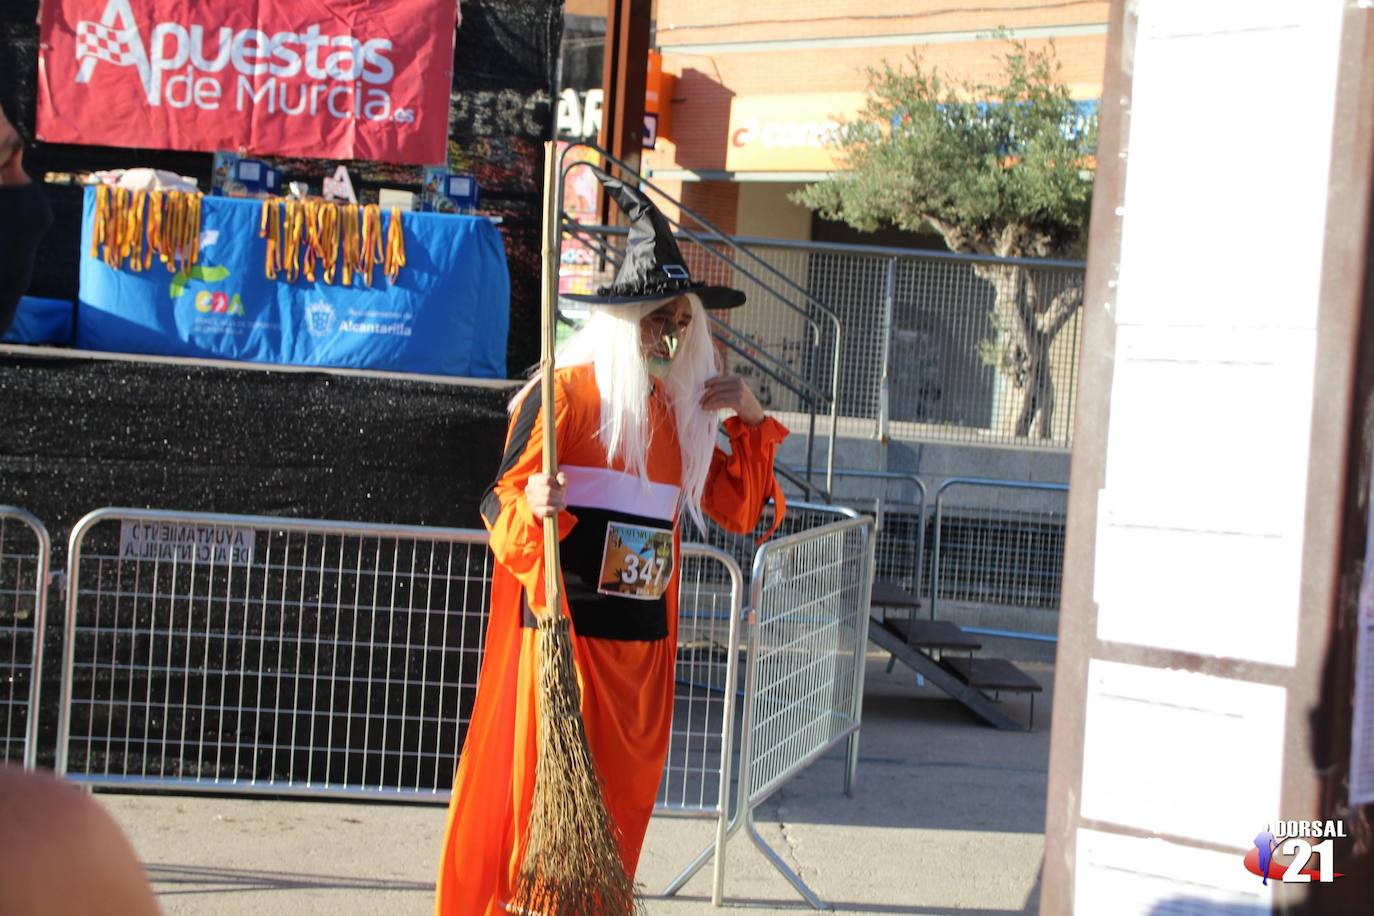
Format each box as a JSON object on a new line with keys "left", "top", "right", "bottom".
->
{"left": 169, "top": 264, "right": 245, "bottom": 318}
{"left": 304, "top": 301, "right": 337, "bottom": 337}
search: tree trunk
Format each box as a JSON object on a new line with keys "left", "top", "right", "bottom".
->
{"left": 975, "top": 263, "right": 1081, "bottom": 440}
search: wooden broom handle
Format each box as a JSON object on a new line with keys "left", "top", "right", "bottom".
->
{"left": 538, "top": 141, "right": 562, "bottom": 618}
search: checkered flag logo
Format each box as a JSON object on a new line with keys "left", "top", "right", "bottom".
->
{"left": 76, "top": 19, "right": 138, "bottom": 66}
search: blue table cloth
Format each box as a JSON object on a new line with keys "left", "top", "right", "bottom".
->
{"left": 77, "top": 189, "right": 510, "bottom": 378}
{"left": 4, "top": 296, "right": 74, "bottom": 345}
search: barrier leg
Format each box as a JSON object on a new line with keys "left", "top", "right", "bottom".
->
{"left": 660, "top": 811, "right": 742, "bottom": 898}
{"left": 745, "top": 808, "right": 829, "bottom": 910}
{"left": 844, "top": 729, "right": 861, "bottom": 798}
{"left": 711, "top": 803, "right": 732, "bottom": 906}
{"left": 661, "top": 841, "right": 714, "bottom": 898}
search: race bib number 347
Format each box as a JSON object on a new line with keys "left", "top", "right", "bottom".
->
{"left": 598, "top": 522, "right": 674, "bottom": 601}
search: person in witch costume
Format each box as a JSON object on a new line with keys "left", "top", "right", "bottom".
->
{"left": 435, "top": 176, "right": 787, "bottom": 914}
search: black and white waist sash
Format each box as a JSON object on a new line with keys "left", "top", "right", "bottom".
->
{"left": 524, "top": 464, "right": 680, "bottom": 641}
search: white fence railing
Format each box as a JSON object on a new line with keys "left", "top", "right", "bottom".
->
{"left": 0, "top": 507, "right": 51, "bottom": 770}
{"left": 56, "top": 508, "right": 493, "bottom": 797}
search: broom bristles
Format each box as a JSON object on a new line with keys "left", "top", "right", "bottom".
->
{"left": 507, "top": 614, "right": 642, "bottom": 916}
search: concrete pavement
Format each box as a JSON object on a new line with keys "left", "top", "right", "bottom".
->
{"left": 99, "top": 654, "right": 1053, "bottom": 915}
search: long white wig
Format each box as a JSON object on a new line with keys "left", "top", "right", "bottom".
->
{"left": 511, "top": 293, "right": 720, "bottom": 531}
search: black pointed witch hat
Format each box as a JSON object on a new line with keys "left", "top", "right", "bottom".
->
{"left": 561, "top": 173, "right": 746, "bottom": 310}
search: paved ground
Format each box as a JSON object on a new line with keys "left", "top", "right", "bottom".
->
{"left": 99, "top": 654, "right": 1053, "bottom": 915}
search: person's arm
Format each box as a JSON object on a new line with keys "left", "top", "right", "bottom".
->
{"left": 698, "top": 375, "right": 789, "bottom": 535}
{"left": 479, "top": 379, "right": 581, "bottom": 611}
{"left": 0, "top": 109, "right": 54, "bottom": 337}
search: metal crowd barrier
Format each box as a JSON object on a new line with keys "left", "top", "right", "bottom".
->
{"left": 682, "top": 500, "right": 859, "bottom": 577}
{"left": 930, "top": 477, "right": 1068, "bottom": 642}
{"left": 665, "top": 515, "right": 876, "bottom": 908}
{"left": 56, "top": 508, "right": 492, "bottom": 796}
{"left": 53, "top": 506, "right": 872, "bottom": 909}
{"left": 657, "top": 544, "right": 744, "bottom": 815}
{"left": 656, "top": 543, "right": 746, "bottom": 896}
{"left": 0, "top": 507, "right": 51, "bottom": 770}
{"left": 784, "top": 467, "right": 929, "bottom": 601}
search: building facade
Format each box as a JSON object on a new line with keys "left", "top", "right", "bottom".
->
{"left": 645, "top": 0, "right": 1109, "bottom": 242}
{"left": 556, "top": 3, "right": 1107, "bottom": 454}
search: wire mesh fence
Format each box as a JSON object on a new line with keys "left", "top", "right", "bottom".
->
{"left": 563, "top": 225, "right": 1085, "bottom": 451}
{"left": 53, "top": 507, "right": 853, "bottom": 818}
{"left": 49, "top": 501, "right": 886, "bottom": 912}
{"left": 742, "top": 517, "right": 873, "bottom": 807}
{"left": 681, "top": 501, "right": 859, "bottom": 583}
{"left": 929, "top": 479, "right": 1069, "bottom": 638}
{"left": 657, "top": 544, "right": 745, "bottom": 819}
{"left": 57, "top": 509, "right": 492, "bottom": 798}
{"left": 774, "top": 472, "right": 1068, "bottom": 643}
{"left": 0, "top": 508, "right": 50, "bottom": 770}
{"left": 662, "top": 513, "right": 876, "bottom": 908}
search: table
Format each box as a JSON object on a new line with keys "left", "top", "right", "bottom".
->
{"left": 77, "top": 189, "right": 510, "bottom": 378}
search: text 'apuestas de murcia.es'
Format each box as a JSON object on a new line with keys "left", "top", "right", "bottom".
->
{"left": 76, "top": 0, "right": 400, "bottom": 121}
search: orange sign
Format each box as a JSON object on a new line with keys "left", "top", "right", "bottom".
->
{"left": 725, "top": 93, "right": 867, "bottom": 172}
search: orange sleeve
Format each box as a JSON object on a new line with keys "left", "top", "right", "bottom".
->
{"left": 480, "top": 380, "right": 581, "bottom": 612}
{"left": 702, "top": 415, "right": 789, "bottom": 537}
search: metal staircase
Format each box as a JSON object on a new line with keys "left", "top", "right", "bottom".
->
{"left": 867, "top": 581, "right": 1043, "bottom": 730}
{"left": 552, "top": 145, "right": 1047, "bottom": 732}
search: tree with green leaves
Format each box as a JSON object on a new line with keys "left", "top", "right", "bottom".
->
{"left": 794, "top": 39, "right": 1097, "bottom": 439}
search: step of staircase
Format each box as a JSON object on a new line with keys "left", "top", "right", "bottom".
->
{"left": 886, "top": 617, "right": 982, "bottom": 651}
{"left": 940, "top": 656, "right": 1043, "bottom": 694}
{"left": 869, "top": 580, "right": 922, "bottom": 611}
{"left": 866, "top": 614, "right": 1028, "bottom": 731}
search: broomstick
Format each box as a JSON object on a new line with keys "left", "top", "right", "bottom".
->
{"left": 507, "top": 144, "right": 640, "bottom": 915}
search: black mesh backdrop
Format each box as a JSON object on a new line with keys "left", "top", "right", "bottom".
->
{"left": 0, "top": 349, "right": 517, "bottom": 770}
{"left": 0, "top": 352, "right": 514, "bottom": 533}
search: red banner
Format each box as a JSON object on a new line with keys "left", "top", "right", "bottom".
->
{"left": 37, "top": 0, "right": 457, "bottom": 165}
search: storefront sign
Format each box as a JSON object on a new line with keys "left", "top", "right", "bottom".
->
{"left": 37, "top": 0, "right": 457, "bottom": 164}
{"left": 725, "top": 93, "right": 866, "bottom": 172}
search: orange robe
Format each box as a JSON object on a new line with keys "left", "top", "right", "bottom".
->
{"left": 435, "top": 363, "right": 786, "bottom": 915}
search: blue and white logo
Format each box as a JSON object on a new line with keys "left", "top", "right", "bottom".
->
{"left": 304, "top": 301, "right": 337, "bottom": 338}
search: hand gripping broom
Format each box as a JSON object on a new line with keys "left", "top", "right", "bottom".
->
{"left": 507, "top": 143, "right": 640, "bottom": 916}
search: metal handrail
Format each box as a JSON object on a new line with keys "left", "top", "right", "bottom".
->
{"left": 774, "top": 464, "right": 828, "bottom": 503}
{"left": 556, "top": 150, "right": 841, "bottom": 328}
{"left": 781, "top": 466, "right": 928, "bottom": 607}
{"left": 562, "top": 218, "right": 626, "bottom": 269}
{"left": 561, "top": 214, "right": 825, "bottom": 341}
{"left": 561, "top": 217, "right": 833, "bottom": 407}
{"left": 554, "top": 142, "right": 841, "bottom": 493}
{"left": 562, "top": 215, "right": 839, "bottom": 490}
{"left": 709, "top": 321, "right": 830, "bottom": 403}
{"left": 577, "top": 223, "right": 1088, "bottom": 271}
{"left": 561, "top": 211, "right": 835, "bottom": 483}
